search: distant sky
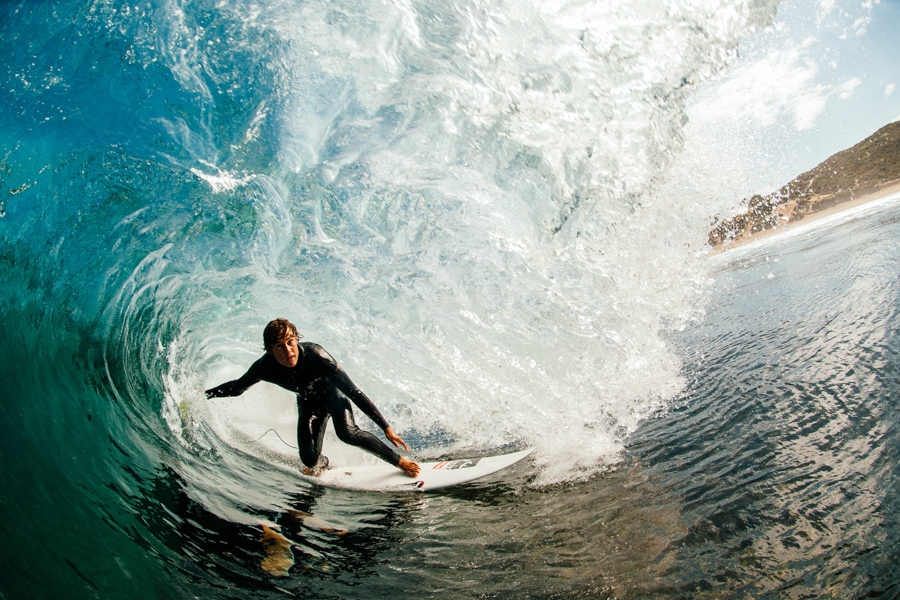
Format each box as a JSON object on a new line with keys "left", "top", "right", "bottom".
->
{"left": 679, "top": 0, "right": 900, "bottom": 204}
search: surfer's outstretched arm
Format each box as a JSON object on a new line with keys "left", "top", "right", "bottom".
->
{"left": 205, "top": 360, "right": 264, "bottom": 398}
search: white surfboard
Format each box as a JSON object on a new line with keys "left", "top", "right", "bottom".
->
{"left": 300, "top": 448, "right": 533, "bottom": 492}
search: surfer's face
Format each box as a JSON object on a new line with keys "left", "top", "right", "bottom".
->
{"left": 271, "top": 334, "right": 299, "bottom": 368}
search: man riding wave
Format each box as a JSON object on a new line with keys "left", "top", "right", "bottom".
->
{"left": 205, "top": 319, "right": 420, "bottom": 478}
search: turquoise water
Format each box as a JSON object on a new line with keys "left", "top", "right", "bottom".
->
{"left": 3, "top": 0, "right": 898, "bottom": 598}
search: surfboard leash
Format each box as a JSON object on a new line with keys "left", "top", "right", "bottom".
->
{"left": 253, "top": 428, "right": 298, "bottom": 449}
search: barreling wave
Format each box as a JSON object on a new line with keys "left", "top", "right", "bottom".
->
{"left": 0, "top": 0, "right": 779, "bottom": 526}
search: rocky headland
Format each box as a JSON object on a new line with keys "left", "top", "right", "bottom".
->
{"left": 709, "top": 120, "right": 900, "bottom": 247}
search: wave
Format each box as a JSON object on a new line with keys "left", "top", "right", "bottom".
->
{"left": 0, "top": 0, "right": 779, "bottom": 525}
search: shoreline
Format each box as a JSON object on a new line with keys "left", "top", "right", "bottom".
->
{"left": 712, "top": 181, "right": 900, "bottom": 253}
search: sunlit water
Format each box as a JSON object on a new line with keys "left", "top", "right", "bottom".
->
{"left": 2, "top": 0, "right": 898, "bottom": 598}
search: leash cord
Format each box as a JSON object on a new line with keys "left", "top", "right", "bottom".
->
{"left": 253, "top": 428, "right": 298, "bottom": 449}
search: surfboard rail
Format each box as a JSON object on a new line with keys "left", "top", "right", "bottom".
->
{"left": 300, "top": 448, "right": 533, "bottom": 492}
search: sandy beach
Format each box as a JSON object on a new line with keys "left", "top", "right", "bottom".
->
{"left": 714, "top": 180, "right": 900, "bottom": 252}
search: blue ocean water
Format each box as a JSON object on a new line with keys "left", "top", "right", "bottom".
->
{"left": 2, "top": 0, "right": 898, "bottom": 598}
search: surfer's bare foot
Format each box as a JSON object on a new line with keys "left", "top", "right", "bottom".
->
{"left": 301, "top": 457, "right": 329, "bottom": 477}
{"left": 398, "top": 456, "right": 420, "bottom": 478}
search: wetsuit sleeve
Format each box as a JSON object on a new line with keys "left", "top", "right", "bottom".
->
{"left": 205, "top": 358, "right": 264, "bottom": 399}
{"left": 310, "top": 345, "right": 391, "bottom": 431}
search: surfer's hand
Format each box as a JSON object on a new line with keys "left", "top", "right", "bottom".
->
{"left": 384, "top": 426, "right": 410, "bottom": 451}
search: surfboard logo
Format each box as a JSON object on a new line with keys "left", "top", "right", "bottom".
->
{"left": 432, "top": 458, "right": 481, "bottom": 471}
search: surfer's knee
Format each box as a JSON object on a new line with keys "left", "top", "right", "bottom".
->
{"left": 330, "top": 408, "right": 363, "bottom": 443}
{"left": 332, "top": 421, "right": 363, "bottom": 444}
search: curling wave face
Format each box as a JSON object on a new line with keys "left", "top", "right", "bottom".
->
{"left": 0, "top": 0, "right": 778, "bottom": 526}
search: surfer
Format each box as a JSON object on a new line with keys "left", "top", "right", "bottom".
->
{"left": 205, "top": 318, "right": 420, "bottom": 478}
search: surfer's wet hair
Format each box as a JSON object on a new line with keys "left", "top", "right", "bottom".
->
{"left": 263, "top": 318, "right": 301, "bottom": 352}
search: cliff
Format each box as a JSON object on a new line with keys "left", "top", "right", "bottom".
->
{"left": 708, "top": 120, "right": 900, "bottom": 247}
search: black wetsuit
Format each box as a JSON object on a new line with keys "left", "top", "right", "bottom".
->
{"left": 205, "top": 342, "right": 401, "bottom": 469}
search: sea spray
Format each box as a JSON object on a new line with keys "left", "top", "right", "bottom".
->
{"left": 1, "top": 0, "right": 779, "bottom": 508}
{"left": 166, "top": 0, "right": 779, "bottom": 486}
